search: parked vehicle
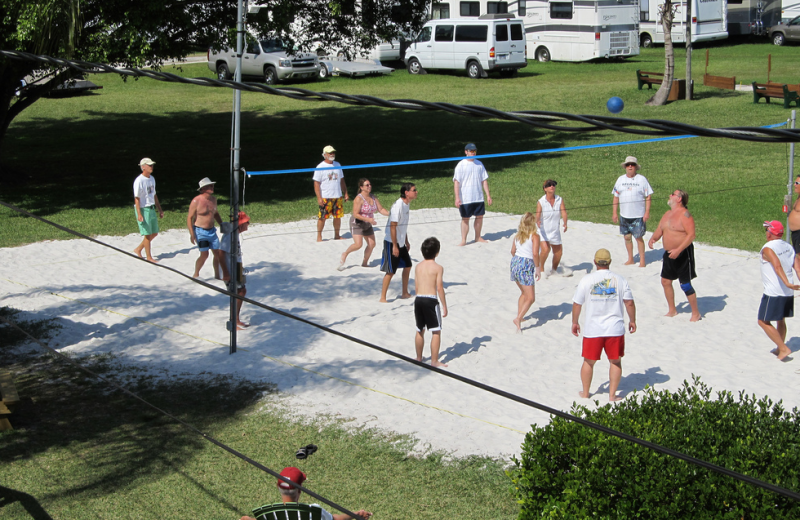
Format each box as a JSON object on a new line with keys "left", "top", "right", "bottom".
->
{"left": 404, "top": 14, "right": 527, "bottom": 78}
{"left": 769, "top": 14, "right": 800, "bottom": 44}
{"left": 639, "top": 0, "right": 727, "bottom": 47}
{"left": 727, "top": 0, "right": 782, "bottom": 36}
{"left": 315, "top": 40, "right": 404, "bottom": 61}
{"left": 207, "top": 39, "right": 320, "bottom": 85}
{"left": 782, "top": 0, "right": 800, "bottom": 21}
{"left": 318, "top": 58, "right": 395, "bottom": 79}
{"left": 427, "top": 0, "right": 639, "bottom": 63}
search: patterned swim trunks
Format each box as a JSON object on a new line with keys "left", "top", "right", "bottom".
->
{"left": 318, "top": 197, "right": 344, "bottom": 219}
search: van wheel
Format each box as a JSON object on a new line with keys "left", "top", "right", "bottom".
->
{"left": 407, "top": 58, "right": 424, "bottom": 75}
{"left": 264, "top": 66, "right": 278, "bottom": 85}
{"left": 536, "top": 47, "right": 551, "bottom": 63}
{"left": 640, "top": 33, "right": 653, "bottom": 48}
{"left": 319, "top": 63, "right": 329, "bottom": 79}
{"left": 467, "top": 60, "right": 482, "bottom": 79}
{"left": 217, "top": 63, "right": 231, "bottom": 81}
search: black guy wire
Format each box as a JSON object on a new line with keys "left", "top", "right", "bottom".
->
{"left": 3, "top": 198, "right": 800, "bottom": 503}
{"left": 3, "top": 50, "right": 800, "bottom": 143}
{"left": 0, "top": 315, "right": 361, "bottom": 519}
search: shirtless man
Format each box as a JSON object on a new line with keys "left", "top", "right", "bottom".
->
{"left": 187, "top": 177, "right": 229, "bottom": 280}
{"left": 648, "top": 189, "right": 701, "bottom": 322}
{"left": 788, "top": 175, "right": 800, "bottom": 278}
{"left": 414, "top": 237, "right": 448, "bottom": 367}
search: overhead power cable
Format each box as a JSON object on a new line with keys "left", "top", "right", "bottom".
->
{"left": 3, "top": 50, "right": 800, "bottom": 143}
{"left": 3, "top": 197, "right": 800, "bottom": 503}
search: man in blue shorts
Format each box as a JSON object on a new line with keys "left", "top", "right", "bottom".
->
{"left": 453, "top": 143, "right": 493, "bottom": 246}
{"left": 379, "top": 183, "right": 418, "bottom": 302}
{"left": 612, "top": 156, "right": 653, "bottom": 267}
{"left": 133, "top": 158, "right": 164, "bottom": 262}
{"left": 758, "top": 220, "right": 800, "bottom": 361}
{"left": 187, "top": 177, "right": 228, "bottom": 280}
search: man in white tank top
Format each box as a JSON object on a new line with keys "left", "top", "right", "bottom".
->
{"left": 758, "top": 220, "right": 800, "bottom": 361}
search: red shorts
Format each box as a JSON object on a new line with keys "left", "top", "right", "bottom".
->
{"left": 582, "top": 336, "right": 625, "bottom": 361}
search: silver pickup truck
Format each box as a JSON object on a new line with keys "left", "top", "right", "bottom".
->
{"left": 208, "top": 39, "right": 320, "bottom": 84}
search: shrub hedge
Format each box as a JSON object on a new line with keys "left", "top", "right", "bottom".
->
{"left": 510, "top": 377, "right": 800, "bottom": 519}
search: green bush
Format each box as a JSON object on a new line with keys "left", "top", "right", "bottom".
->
{"left": 510, "top": 377, "right": 800, "bottom": 519}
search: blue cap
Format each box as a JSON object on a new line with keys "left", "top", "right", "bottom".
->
{"left": 464, "top": 143, "right": 477, "bottom": 151}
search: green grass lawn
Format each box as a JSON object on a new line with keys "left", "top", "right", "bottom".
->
{"left": 1, "top": 42, "right": 798, "bottom": 251}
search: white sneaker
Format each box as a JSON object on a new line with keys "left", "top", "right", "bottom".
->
{"left": 546, "top": 269, "right": 555, "bottom": 278}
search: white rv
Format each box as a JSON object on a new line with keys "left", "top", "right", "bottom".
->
{"left": 781, "top": 0, "right": 800, "bottom": 21}
{"left": 638, "top": 0, "right": 728, "bottom": 46}
{"left": 428, "top": 0, "right": 640, "bottom": 62}
{"left": 727, "top": 0, "right": 782, "bottom": 35}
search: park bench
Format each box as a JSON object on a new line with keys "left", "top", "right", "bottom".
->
{"left": 0, "top": 369, "right": 20, "bottom": 431}
{"left": 252, "top": 502, "right": 323, "bottom": 520}
{"left": 752, "top": 82, "right": 800, "bottom": 109}
{"left": 636, "top": 70, "right": 664, "bottom": 90}
{"left": 703, "top": 74, "right": 736, "bottom": 90}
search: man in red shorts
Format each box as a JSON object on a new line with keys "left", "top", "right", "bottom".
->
{"left": 571, "top": 248, "right": 637, "bottom": 402}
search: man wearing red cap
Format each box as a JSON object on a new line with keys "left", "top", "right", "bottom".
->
{"left": 240, "top": 467, "right": 372, "bottom": 520}
{"left": 758, "top": 220, "right": 800, "bottom": 361}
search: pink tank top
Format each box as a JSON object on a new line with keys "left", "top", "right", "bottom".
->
{"left": 359, "top": 194, "right": 378, "bottom": 220}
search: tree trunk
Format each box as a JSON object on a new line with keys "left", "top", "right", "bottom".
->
{"left": 646, "top": 0, "right": 675, "bottom": 106}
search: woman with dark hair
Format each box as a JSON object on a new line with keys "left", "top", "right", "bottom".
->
{"left": 339, "top": 178, "right": 389, "bottom": 270}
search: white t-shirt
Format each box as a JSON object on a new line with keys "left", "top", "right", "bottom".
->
{"left": 572, "top": 269, "right": 633, "bottom": 338}
{"left": 384, "top": 198, "right": 410, "bottom": 245}
{"left": 133, "top": 174, "right": 156, "bottom": 207}
{"left": 612, "top": 174, "right": 653, "bottom": 219}
{"left": 313, "top": 160, "right": 344, "bottom": 198}
{"left": 514, "top": 234, "right": 535, "bottom": 260}
{"left": 761, "top": 239, "right": 795, "bottom": 297}
{"left": 453, "top": 159, "right": 488, "bottom": 205}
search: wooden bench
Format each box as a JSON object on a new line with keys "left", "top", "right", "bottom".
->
{"left": 752, "top": 82, "right": 800, "bottom": 109}
{"left": 703, "top": 73, "right": 736, "bottom": 90}
{"left": 0, "top": 369, "right": 20, "bottom": 431}
{"left": 636, "top": 70, "right": 664, "bottom": 90}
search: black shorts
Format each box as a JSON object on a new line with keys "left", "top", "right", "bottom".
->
{"left": 459, "top": 202, "right": 486, "bottom": 218}
{"left": 414, "top": 296, "right": 442, "bottom": 332}
{"left": 792, "top": 230, "right": 800, "bottom": 254}
{"left": 379, "top": 241, "right": 412, "bottom": 274}
{"left": 758, "top": 294, "right": 794, "bottom": 322}
{"left": 661, "top": 244, "right": 697, "bottom": 284}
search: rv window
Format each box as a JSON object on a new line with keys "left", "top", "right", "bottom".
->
{"left": 435, "top": 25, "right": 455, "bottom": 41}
{"left": 487, "top": 1, "right": 509, "bottom": 13}
{"left": 518, "top": 0, "right": 527, "bottom": 16}
{"left": 460, "top": 1, "right": 480, "bottom": 16}
{"left": 496, "top": 24, "right": 509, "bottom": 41}
{"left": 432, "top": 2, "right": 451, "bottom": 19}
{"left": 510, "top": 23, "right": 524, "bottom": 40}
{"left": 550, "top": 1, "right": 573, "bottom": 19}
{"left": 456, "top": 24, "right": 488, "bottom": 42}
{"left": 416, "top": 26, "right": 432, "bottom": 42}
{"left": 640, "top": 8, "right": 648, "bottom": 21}
{"left": 726, "top": 0, "right": 742, "bottom": 4}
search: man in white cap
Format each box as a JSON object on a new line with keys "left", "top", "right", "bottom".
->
{"left": 612, "top": 156, "right": 653, "bottom": 267}
{"left": 453, "top": 142, "right": 492, "bottom": 246}
{"left": 132, "top": 158, "right": 164, "bottom": 262}
{"left": 758, "top": 220, "right": 800, "bottom": 361}
{"left": 572, "top": 248, "right": 636, "bottom": 402}
{"left": 313, "top": 145, "right": 349, "bottom": 242}
{"left": 187, "top": 177, "right": 228, "bottom": 280}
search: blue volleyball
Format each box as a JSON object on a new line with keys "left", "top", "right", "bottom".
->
{"left": 607, "top": 96, "right": 624, "bottom": 114}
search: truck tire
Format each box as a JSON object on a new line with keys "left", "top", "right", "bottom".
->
{"left": 319, "top": 63, "right": 329, "bottom": 79}
{"left": 535, "top": 47, "right": 551, "bottom": 63}
{"left": 773, "top": 33, "right": 785, "bottom": 46}
{"left": 407, "top": 58, "right": 424, "bottom": 75}
{"left": 264, "top": 66, "right": 278, "bottom": 85}
{"left": 467, "top": 60, "right": 482, "bottom": 79}
{"left": 217, "top": 63, "right": 231, "bottom": 81}
{"left": 640, "top": 33, "right": 653, "bottom": 48}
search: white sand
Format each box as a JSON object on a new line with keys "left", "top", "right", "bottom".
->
{"left": 3, "top": 208, "right": 800, "bottom": 459}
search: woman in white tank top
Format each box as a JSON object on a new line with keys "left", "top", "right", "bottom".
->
{"left": 510, "top": 212, "right": 541, "bottom": 333}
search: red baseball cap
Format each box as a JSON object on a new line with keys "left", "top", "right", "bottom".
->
{"left": 277, "top": 467, "right": 306, "bottom": 489}
{"left": 238, "top": 211, "right": 250, "bottom": 224}
{"left": 764, "top": 220, "right": 784, "bottom": 235}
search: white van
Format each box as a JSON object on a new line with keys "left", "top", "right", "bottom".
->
{"left": 404, "top": 14, "right": 527, "bottom": 78}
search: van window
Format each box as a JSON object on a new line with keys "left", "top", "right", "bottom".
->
{"left": 550, "top": 1, "right": 573, "bottom": 19}
{"left": 518, "top": 0, "right": 527, "bottom": 16}
{"left": 416, "top": 26, "right": 432, "bottom": 42}
{"left": 487, "top": 2, "right": 508, "bottom": 13}
{"left": 432, "top": 2, "right": 451, "bottom": 18}
{"left": 435, "top": 25, "right": 455, "bottom": 41}
{"left": 460, "top": 1, "right": 480, "bottom": 16}
{"left": 511, "top": 24, "right": 523, "bottom": 40}
{"left": 496, "top": 24, "right": 508, "bottom": 41}
{"left": 455, "top": 25, "right": 488, "bottom": 42}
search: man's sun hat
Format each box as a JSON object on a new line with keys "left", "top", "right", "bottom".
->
{"left": 621, "top": 156, "right": 640, "bottom": 169}
{"left": 594, "top": 248, "right": 612, "bottom": 265}
{"left": 277, "top": 467, "right": 307, "bottom": 489}
{"left": 139, "top": 158, "right": 156, "bottom": 166}
{"left": 197, "top": 177, "right": 216, "bottom": 191}
{"left": 464, "top": 143, "right": 477, "bottom": 151}
{"left": 322, "top": 145, "right": 336, "bottom": 154}
{"left": 764, "top": 220, "right": 784, "bottom": 235}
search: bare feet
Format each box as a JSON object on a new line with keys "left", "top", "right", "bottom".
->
{"left": 133, "top": 247, "right": 144, "bottom": 258}
{"left": 639, "top": 262, "right": 646, "bottom": 268}
{"left": 664, "top": 310, "right": 678, "bottom": 317}
{"left": 476, "top": 237, "right": 488, "bottom": 243}
{"left": 215, "top": 274, "right": 222, "bottom": 280}
{"left": 236, "top": 321, "right": 250, "bottom": 330}
{"left": 316, "top": 236, "right": 322, "bottom": 243}
{"left": 193, "top": 272, "right": 201, "bottom": 278}
{"left": 379, "top": 298, "right": 388, "bottom": 303}
{"left": 146, "top": 257, "right": 159, "bottom": 264}
{"left": 690, "top": 313, "right": 702, "bottom": 322}
{"left": 361, "top": 261, "right": 370, "bottom": 267}
{"left": 513, "top": 318, "right": 521, "bottom": 333}
{"left": 773, "top": 346, "right": 792, "bottom": 360}
{"left": 334, "top": 235, "right": 343, "bottom": 240}
{"left": 223, "top": 275, "right": 231, "bottom": 282}
{"left": 624, "top": 259, "right": 635, "bottom": 265}
{"left": 457, "top": 241, "right": 467, "bottom": 247}
{"left": 337, "top": 256, "right": 346, "bottom": 271}
{"left": 400, "top": 293, "right": 412, "bottom": 299}
{"left": 431, "top": 361, "right": 449, "bottom": 368}
{"left": 578, "top": 391, "right": 591, "bottom": 398}
{"left": 610, "top": 395, "right": 623, "bottom": 402}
